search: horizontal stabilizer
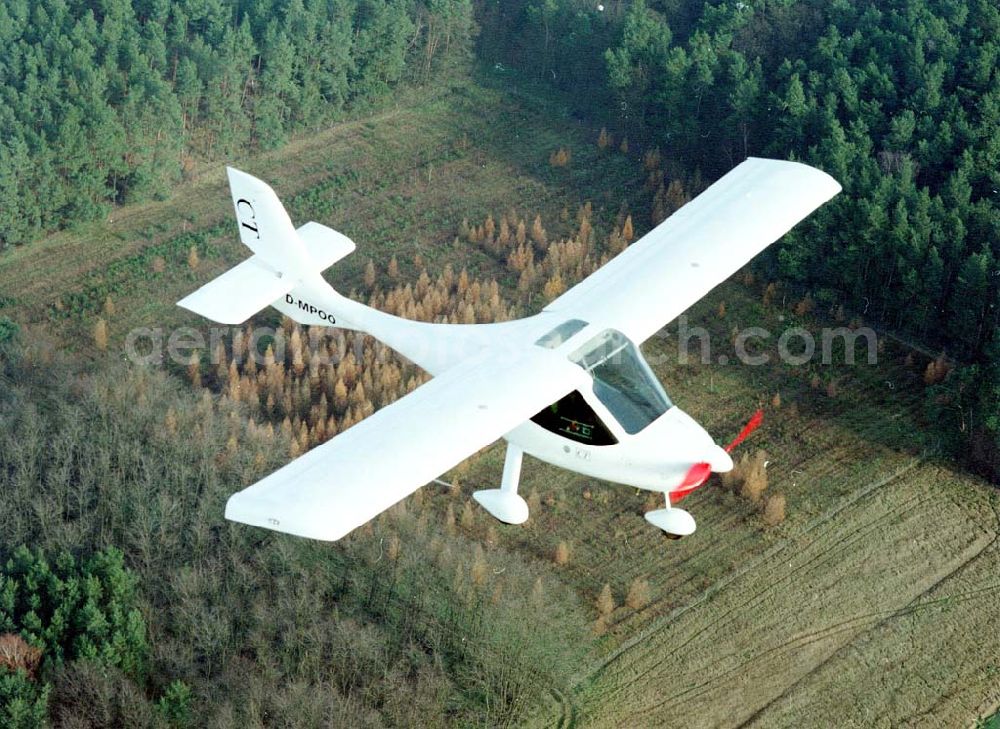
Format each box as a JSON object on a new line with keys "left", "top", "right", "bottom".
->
{"left": 177, "top": 256, "right": 293, "bottom": 324}
{"left": 296, "top": 221, "right": 355, "bottom": 271}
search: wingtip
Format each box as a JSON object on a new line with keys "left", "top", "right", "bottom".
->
{"left": 224, "top": 492, "right": 351, "bottom": 541}
{"left": 745, "top": 157, "right": 843, "bottom": 198}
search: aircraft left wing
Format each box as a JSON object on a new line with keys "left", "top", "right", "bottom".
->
{"left": 225, "top": 348, "right": 582, "bottom": 540}
{"left": 544, "top": 158, "right": 841, "bottom": 345}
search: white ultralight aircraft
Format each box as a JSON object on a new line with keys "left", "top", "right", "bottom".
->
{"left": 179, "top": 159, "right": 840, "bottom": 540}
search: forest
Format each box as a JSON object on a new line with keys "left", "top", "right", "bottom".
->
{"left": 1, "top": 0, "right": 1000, "bottom": 725}
{"left": 0, "top": 0, "right": 474, "bottom": 246}
{"left": 476, "top": 0, "right": 1000, "bottom": 479}
{"left": 2, "top": 0, "right": 996, "bottom": 473}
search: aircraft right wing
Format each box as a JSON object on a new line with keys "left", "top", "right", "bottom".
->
{"left": 225, "top": 347, "right": 585, "bottom": 541}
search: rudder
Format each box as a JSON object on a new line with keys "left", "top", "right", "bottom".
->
{"left": 177, "top": 167, "right": 356, "bottom": 325}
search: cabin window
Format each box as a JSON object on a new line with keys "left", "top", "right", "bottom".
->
{"left": 569, "top": 329, "right": 672, "bottom": 434}
{"left": 535, "top": 319, "right": 588, "bottom": 349}
{"left": 530, "top": 390, "right": 618, "bottom": 446}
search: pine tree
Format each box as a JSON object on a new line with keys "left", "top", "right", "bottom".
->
{"left": 470, "top": 545, "right": 487, "bottom": 586}
{"left": 762, "top": 493, "right": 786, "bottom": 526}
{"left": 643, "top": 148, "right": 662, "bottom": 171}
{"left": 531, "top": 215, "right": 547, "bottom": 248}
{"left": 188, "top": 352, "right": 201, "bottom": 387}
{"left": 290, "top": 327, "right": 304, "bottom": 375}
{"left": 543, "top": 273, "right": 566, "bottom": 300}
{"left": 93, "top": 318, "right": 108, "bottom": 351}
{"left": 164, "top": 408, "right": 178, "bottom": 435}
{"left": 516, "top": 220, "right": 527, "bottom": 247}
{"left": 554, "top": 541, "right": 570, "bottom": 565}
{"left": 497, "top": 218, "right": 511, "bottom": 247}
{"left": 531, "top": 576, "right": 544, "bottom": 604}
{"left": 596, "top": 583, "right": 615, "bottom": 616}
{"left": 626, "top": 577, "right": 650, "bottom": 610}
{"left": 461, "top": 500, "right": 475, "bottom": 529}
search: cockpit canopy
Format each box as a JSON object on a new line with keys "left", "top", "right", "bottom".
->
{"left": 568, "top": 329, "right": 672, "bottom": 434}
{"left": 530, "top": 323, "right": 672, "bottom": 443}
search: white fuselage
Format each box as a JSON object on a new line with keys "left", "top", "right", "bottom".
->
{"left": 278, "top": 272, "right": 731, "bottom": 492}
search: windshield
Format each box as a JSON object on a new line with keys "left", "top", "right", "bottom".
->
{"left": 569, "top": 330, "right": 672, "bottom": 434}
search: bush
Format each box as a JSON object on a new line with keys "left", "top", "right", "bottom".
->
{"left": 0, "top": 317, "right": 18, "bottom": 346}
{"left": 723, "top": 450, "right": 769, "bottom": 503}
{"left": 0, "top": 317, "right": 19, "bottom": 365}
{"left": 740, "top": 452, "right": 768, "bottom": 502}
{"left": 554, "top": 541, "right": 570, "bottom": 566}
{"left": 762, "top": 494, "right": 786, "bottom": 527}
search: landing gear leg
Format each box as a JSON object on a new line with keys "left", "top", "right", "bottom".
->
{"left": 473, "top": 443, "right": 530, "bottom": 524}
{"left": 644, "top": 491, "right": 697, "bottom": 538}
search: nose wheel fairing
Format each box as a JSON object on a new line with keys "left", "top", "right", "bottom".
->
{"left": 645, "top": 506, "right": 696, "bottom": 537}
{"left": 645, "top": 489, "right": 697, "bottom": 537}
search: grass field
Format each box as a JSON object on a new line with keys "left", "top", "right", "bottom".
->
{"left": 465, "top": 285, "right": 1000, "bottom": 727}
{"left": 0, "top": 77, "right": 638, "bottom": 347}
{"left": 2, "top": 76, "right": 998, "bottom": 727}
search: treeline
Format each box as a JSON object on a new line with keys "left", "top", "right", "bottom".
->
{"left": 0, "top": 0, "right": 474, "bottom": 247}
{"left": 476, "top": 0, "right": 1000, "bottom": 477}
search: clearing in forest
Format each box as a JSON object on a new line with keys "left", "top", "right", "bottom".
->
{"left": 3, "top": 79, "right": 998, "bottom": 728}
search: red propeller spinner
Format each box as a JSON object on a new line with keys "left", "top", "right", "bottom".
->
{"left": 669, "top": 409, "right": 764, "bottom": 503}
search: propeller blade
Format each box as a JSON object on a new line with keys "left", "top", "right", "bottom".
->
{"left": 725, "top": 409, "right": 764, "bottom": 453}
{"left": 668, "top": 410, "right": 763, "bottom": 504}
{"left": 670, "top": 461, "right": 712, "bottom": 503}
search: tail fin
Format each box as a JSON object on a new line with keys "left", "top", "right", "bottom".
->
{"left": 177, "top": 168, "right": 355, "bottom": 324}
